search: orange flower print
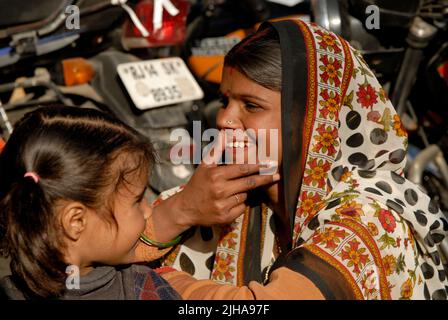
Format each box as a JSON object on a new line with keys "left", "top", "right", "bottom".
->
{"left": 212, "top": 253, "right": 235, "bottom": 282}
{"left": 382, "top": 255, "right": 397, "bottom": 276}
{"left": 393, "top": 114, "right": 407, "bottom": 137}
{"left": 340, "top": 167, "right": 352, "bottom": 182}
{"left": 335, "top": 201, "right": 364, "bottom": 221}
{"left": 312, "top": 227, "right": 347, "bottom": 251}
{"left": 367, "top": 222, "right": 379, "bottom": 236}
{"left": 319, "top": 55, "right": 342, "bottom": 87}
{"left": 400, "top": 278, "right": 414, "bottom": 300}
{"left": 378, "top": 87, "right": 388, "bottom": 103}
{"left": 304, "top": 158, "right": 331, "bottom": 188}
{"left": 294, "top": 222, "right": 302, "bottom": 237}
{"left": 315, "top": 29, "right": 342, "bottom": 53}
{"left": 297, "top": 191, "right": 322, "bottom": 218}
{"left": 356, "top": 83, "right": 378, "bottom": 108}
{"left": 340, "top": 239, "right": 370, "bottom": 275}
{"left": 221, "top": 231, "right": 238, "bottom": 250}
{"left": 313, "top": 124, "right": 339, "bottom": 157}
{"left": 378, "top": 209, "right": 396, "bottom": 233}
{"left": 407, "top": 227, "right": 416, "bottom": 248}
{"left": 319, "top": 89, "right": 341, "bottom": 120}
{"left": 361, "top": 269, "right": 378, "bottom": 299}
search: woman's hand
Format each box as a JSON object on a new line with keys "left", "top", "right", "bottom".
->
{"left": 151, "top": 131, "right": 280, "bottom": 242}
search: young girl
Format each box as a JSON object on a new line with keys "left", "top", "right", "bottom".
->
{"left": 0, "top": 106, "right": 180, "bottom": 299}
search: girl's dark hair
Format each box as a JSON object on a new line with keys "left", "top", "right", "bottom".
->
{"left": 0, "top": 106, "right": 154, "bottom": 298}
{"left": 224, "top": 26, "right": 281, "bottom": 91}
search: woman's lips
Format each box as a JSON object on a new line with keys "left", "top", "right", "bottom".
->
{"left": 224, "top": 140, "right": 257, "bottom": 164}
{"left": 225, "top": 141, "right": 251, "bottom": 148}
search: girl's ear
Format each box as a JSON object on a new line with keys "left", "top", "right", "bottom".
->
{"left": 60, "top": 202, "right": 88, "bottom": 241}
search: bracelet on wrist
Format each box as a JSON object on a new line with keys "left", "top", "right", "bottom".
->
{"left": 139, "top": 233, "right": 182, "bottom": 249}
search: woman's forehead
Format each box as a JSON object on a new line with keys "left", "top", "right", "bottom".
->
{"left": 220, "top": 67, "right": 276, "bottom": 99}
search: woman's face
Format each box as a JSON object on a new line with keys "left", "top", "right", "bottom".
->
{"left": 217, "top": 66, "right": 282, "bottom": 167}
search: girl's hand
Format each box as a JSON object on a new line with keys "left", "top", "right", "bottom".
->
{"left": 151, "top": 131, "right": 280, "bottom": 242}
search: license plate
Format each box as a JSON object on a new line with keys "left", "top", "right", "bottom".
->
{"left": 117, "top": 57, "right": 204, "bottom": 110}
{"left": 191, "top": 36, "right": 241, "bottom": 56}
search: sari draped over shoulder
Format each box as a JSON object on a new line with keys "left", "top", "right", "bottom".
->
{"left": 161, "top": 19, "right": 448, "bottom": 300}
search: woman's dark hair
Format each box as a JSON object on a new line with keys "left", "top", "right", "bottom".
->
{"left": 0, "top": 106, "right": 154, "bottom": 298}
{"left": 224, "top": 26, "right": 281, "bottom": 91}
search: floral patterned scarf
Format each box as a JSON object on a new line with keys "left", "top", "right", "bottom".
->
{"left": 162, "top": 19, "right": 448, "bottom": 299}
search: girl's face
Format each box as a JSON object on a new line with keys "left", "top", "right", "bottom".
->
{"left": 81, "top": 173, "right": 150, "bottom": 267}
{"left": 217, "top": 67, "right": 282, "bottom": 166}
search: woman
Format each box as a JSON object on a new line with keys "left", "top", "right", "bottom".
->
{"left": 154, "top": 19, "right": 448, "bottom": 299}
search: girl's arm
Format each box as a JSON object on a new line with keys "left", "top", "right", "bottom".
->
{"left": 134, "top": 211, "right": 172, "bottom": 262}
{"left": 149, "top": 162, "right": 280, "bottom": 243}
{"left": 157, "top": 267, "right": 325, "bottom": 300}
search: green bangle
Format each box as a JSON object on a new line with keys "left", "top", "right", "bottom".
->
{"left": 139, "top": 233, "right": 182, "bottom": 249}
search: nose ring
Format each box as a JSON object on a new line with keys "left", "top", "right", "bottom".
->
{"left": 226, "top": 120, "right": 233, "bottom": 125}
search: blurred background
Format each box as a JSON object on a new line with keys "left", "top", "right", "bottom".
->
{"left": 0, "top": 0, "right": 447, "bottom": 277}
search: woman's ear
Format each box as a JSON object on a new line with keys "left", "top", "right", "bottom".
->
{"left": 59, "top": 202, "right": 88, "bottom": 241}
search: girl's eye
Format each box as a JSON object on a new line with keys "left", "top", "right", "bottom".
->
{"left": 135, "top": 188, "right": 147, "bottom": 204}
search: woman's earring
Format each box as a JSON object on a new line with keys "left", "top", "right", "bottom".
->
{"left": 226, "top": 120, "right": 233, "bottom": 125}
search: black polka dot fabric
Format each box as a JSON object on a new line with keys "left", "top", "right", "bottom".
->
{"left": 370, "top": 128, "right": 388, "bottom": 145}
{"left": 346, "top": 111, "right": 361, "bottom": 130}
{"left": 179, "top": 253, "right": 195, "bottom": 275}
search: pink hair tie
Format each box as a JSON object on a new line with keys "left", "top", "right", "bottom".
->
{"left": 24, "top": 172, "right": 39, "bottom": 183}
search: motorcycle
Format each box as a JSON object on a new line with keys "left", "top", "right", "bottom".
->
{"left": 0, "top": 0, "right": 209, "bottom": 197}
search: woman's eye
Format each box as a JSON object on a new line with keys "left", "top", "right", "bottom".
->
{"left": 219, "top": 95, "right": 229, "bottom": 108}
{"left": 244, "top": 103, "right": 262, "bottom": 112}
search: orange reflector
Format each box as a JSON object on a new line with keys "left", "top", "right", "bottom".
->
{"left": 437, "top": 61, "right": 448, "bottom": 86}
{"left": 188, "top": 55, "right": 224, "bottom": 84}
{"left": 62, "top": 58, "right": 94, "bottom": 86}
{"left": 0, "top": 138, "right": 5, "bottom": 154}
{"left": 188, "top": 30, "right": 248, "bottom": 84}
